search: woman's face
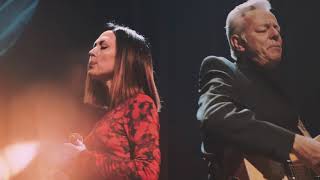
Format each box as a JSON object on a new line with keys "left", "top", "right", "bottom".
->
{"left": 88, "top": 30, "right": 116, "bottom": 81}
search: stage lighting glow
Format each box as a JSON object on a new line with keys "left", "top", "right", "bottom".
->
{"left": 0, "top": 141, "right": 39, "bottom": 180}
{"left": 0, "top": 156, "right": 10, "bottom": 180}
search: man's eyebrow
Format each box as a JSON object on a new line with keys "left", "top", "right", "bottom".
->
{"left": 258, "top": 23, "right": 278, "bottom": 28}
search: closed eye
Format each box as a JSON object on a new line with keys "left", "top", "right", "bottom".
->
{"left": 256, "top": 29, "right": 267, "bottom": 33}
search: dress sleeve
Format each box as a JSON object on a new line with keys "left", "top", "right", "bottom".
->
{"left": 197, "top": 56, "right": 295, "bottom": 162}
{"left": 67, "top": 96, "right": 160, "bottom": 180}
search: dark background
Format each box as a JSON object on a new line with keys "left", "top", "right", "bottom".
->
{"left": 1, "top": 0, "right": 320, "bottom": 179}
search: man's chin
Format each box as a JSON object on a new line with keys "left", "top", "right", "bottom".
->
{"left": 271, "top": 56, "right": 282, "bottom": 63}
{"left": 269, "top": 52, "right": 282, "bottom": 61}
{"left": 265, "top": 58, "right": 281, "bottom": 69}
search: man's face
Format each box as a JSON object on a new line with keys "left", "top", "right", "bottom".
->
{"left": 88, "top": 30, "right": 116, "bottom": 80}
{"left": 242, "top": 9, "right": 282, "bottom": 68}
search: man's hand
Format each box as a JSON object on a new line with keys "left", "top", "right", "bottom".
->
{"left": 292, "top": 134, "right": 320, "bottom": 175}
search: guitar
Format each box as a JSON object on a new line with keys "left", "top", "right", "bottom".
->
{"left": 229, "top": 135, "right": 320, "bottom": 180}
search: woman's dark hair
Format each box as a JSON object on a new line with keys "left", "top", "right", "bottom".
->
{"left": 84, "top": 22, "right": 161, "bottom": 111}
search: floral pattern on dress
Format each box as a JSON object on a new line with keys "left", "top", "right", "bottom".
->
{"left": 68, "top": 93, "right": 160, "bottom": 180}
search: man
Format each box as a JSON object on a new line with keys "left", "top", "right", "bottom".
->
{"left": 197, "top": 0, "right": 320, "bottom": 179}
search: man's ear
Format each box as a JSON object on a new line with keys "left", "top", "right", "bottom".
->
{"left": 230, "top": 34, "right": 245, "bottom": 52}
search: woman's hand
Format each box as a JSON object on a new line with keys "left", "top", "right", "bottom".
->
{"left": 63, "top": 141, "right": 86, "bottom": 155}
{"left": 68, "top": 133, "right": 84, "bottom": 146}
{"left": 60, "top": 132, "right": 86, "bottom": 161}
{"left": 62, "top": 132, "right": 86, "bottom": 160}
{"left": 41, "top": 139, "right": 87, "bottom": 179}
{"left": 43, "top": 137, "right": 86, "bottom": 169}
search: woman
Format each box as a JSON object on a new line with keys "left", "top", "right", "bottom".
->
{"left": 58, "top": 22, "right": 161, "bottom": 180}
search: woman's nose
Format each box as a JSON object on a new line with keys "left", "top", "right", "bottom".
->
{"left": 88, "top": 48, "right": 96, "bottom": 57}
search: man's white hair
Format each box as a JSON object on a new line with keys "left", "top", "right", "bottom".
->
{"left": 225, "top": 0, "right": 272, "bottom": 60}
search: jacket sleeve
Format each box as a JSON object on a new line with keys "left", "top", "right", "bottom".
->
{"left": 67, "top": 97, "right": 160, "bottom": 180}
{"left": 196, "top": 56, "right": 295, "bottom": 162}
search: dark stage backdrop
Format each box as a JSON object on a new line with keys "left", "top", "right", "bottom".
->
{"left": 1, "top": 0, "right": 320, "bottom": 180}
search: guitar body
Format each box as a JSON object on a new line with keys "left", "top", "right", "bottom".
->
{"left": 227, "top": 135, "right": 320, "bottom": 180}
{"left": 231, "top": 155, "right": 289, "bottom": 180}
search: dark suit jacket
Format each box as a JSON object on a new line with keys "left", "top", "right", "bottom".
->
{"left": 197, "top": 56, "right": 298, "bottom": 177}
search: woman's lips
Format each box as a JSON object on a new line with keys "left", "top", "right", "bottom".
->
{"left": 88, "top": 63, "right": 96, "bottom": 69}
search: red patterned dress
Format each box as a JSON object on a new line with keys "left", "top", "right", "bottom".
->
{"left": 67, "top": 93, "right": 160, "bottom": 180}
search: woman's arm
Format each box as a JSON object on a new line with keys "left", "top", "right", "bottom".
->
{"left": 67, "top": 95, "right": 160, "bottom": 180}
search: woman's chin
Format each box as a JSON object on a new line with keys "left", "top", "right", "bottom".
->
{"left": 88, "top": 72, "right": 100, "bottom": 80}
{"left": 89, "top": 73, "right": 112, "bottom": 81}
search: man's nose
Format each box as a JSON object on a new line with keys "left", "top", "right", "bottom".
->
{"left": 270, "top": 27, "right": 281, "bottom": 41}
